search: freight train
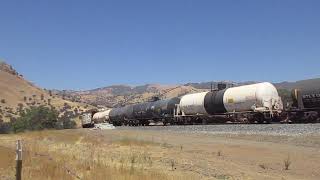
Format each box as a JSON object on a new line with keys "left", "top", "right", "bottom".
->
{"left": 81, "top": 82, "right": 320, "bottom": 127}
{"left": 83, "top": 82, "right": 310, "bottom": 127}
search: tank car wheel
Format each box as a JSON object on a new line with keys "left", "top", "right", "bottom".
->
{"left": 134, "top": 120, "right": 139, "bottom": 126}
{"left": 252, "top": 113, "right": 265, "bottom": 124}
{"left": 264, "top": 119, "right": 271, "bottom": 124}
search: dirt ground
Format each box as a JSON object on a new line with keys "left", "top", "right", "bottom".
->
{"left": 0, "top": 129, "right": 319, "bottom": 180}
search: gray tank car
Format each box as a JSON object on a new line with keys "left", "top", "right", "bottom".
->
{"left": 108, "top": 97, "right": 180, "bottom": 126}
{"left": 292, "top": 88, "right": 320, "bottom": 109}
{"left": 109, "top": 105, "right": 134, "bottom": 126}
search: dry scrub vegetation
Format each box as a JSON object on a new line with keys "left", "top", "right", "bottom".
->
{"left": 0, "top": 130, "right": 197, "bottom": 180}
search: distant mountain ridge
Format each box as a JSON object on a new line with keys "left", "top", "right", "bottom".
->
{"left": 274, "top": 78, "right": 320, "bottom": 90}
{"left": 184, "top": 81, "right": 259, "bottom": 89}
{"left": 56, "top": 84, "right": 201, "bottom": 107}
{"left": 54, "top": 78, "right": 320, "bottom": 108}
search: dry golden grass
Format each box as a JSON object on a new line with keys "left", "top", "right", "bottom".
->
{"left": 2, "top": 129, "right": 320, "bottom": 180}
{"left": 0, "top": 130, "right": 198, "bottom": 180}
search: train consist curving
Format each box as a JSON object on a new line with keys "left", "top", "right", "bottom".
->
{"left": 82, "top": 82, "right": 320, "bottom": 127}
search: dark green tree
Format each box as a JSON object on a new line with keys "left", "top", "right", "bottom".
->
{"left": 11, "top": 106, "right": 59, "bottom": 133}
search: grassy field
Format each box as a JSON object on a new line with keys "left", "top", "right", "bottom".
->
{"left": 0, "top": 130, "right": 198, "bottom": 180}
{"left": 1, "top": 129, "right": 320, "bottom": 180}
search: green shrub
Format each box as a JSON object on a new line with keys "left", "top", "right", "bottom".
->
{"left": 11, "top": 106, "right": 58, "bottom": 133}
{"left": 57, "top": 116, "right": 77, "bottom": 129}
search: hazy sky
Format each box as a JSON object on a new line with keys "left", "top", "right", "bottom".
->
{"left": 1, "top": 0, "right": 319, "bottom": 90}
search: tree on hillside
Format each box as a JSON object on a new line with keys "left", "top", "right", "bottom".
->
{"left": 11, "top": 106, "right": 58, "bottom": 133}
{"left": 17, "top": 103, "right": 24, "bottom": 113}
{"left": 58, "top": 115, "right": 77, "bottom": 129}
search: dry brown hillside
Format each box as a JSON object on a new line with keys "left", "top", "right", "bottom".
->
{"left": 0, "top": 62, "right": 94, "bottom": 123}
{"left": 56, "top": 84, "right": 204, "bottom": 108}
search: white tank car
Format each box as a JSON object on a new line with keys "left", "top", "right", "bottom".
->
{"left": 179, "top": 92, "right": 209, "bottom": 115}
{"left": 178, "top": 82, "right": 283, "bottom": 116}
{"left": 92, "top": 109, "right": 111, "bottom": 123}
{"left": 223, "top": 82, "right": 283, "bottom": 113}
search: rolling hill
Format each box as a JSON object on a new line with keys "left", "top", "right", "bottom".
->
{"left": 274, "top": 78, "right": 320, "bottom": 90}
{"left": 55, "top": 84, "right": 203, "bottom": 108}
{"left": 0, "top": 62, "right": 94, "bottom": 123}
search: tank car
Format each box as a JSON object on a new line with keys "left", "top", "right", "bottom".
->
{"left": 109, "top": 105, "right": 134, "bottom": 126}
{"left": 284, "top": 88, "right": 320, "bottom": 123}
{"left": 92, "top": 109, "right": 111, "bottom": 123}
{"left": 149, "top": 97, "right": 180, "bottom": 125}
{"left": 176, "top": 82, "right": 283, "bottom": 123}
{"left": 81, "top": 109, "right": 111, "bottom": 128}
{"left": 108, "top": 97, "right": 180, "bottom": 126}
{"left": 292, "top": 88, "right": 320, "bottom": 109}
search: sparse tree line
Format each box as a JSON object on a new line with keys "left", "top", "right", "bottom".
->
{"left": 0, "top": 92, "right": 87, "bottom": 133}
{"left": 0, "top": 105, "right": 78, "bottom": 133}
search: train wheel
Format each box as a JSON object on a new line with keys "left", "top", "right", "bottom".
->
{"left": 163, "top": 121, "right": 167, "bottom": 126}
{"left": 264, "top": 119, "right": 271, "bottom": 124}
{"left": 253, "top": 113, "right": 265, "bottom": 124}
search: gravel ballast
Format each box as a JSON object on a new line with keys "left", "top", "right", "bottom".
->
{"left": 118, "top": 124, "right": 320, "bottom": 136}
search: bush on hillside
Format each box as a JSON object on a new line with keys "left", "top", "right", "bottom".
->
{"left": 11, "top": 106, "right": 58, "bottom": 133}
{"left": 11, "top": 106, "right": 77, "bottom": 133}
{"left": 17, "top": 103, "right": 24, "bottom": 112}
{"left": 56, "top": 116, "right": 77, "bottom": 129}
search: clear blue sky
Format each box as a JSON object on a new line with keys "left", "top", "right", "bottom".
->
{"left": 1, "top": 0, "right": 319, "bottom": 90}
